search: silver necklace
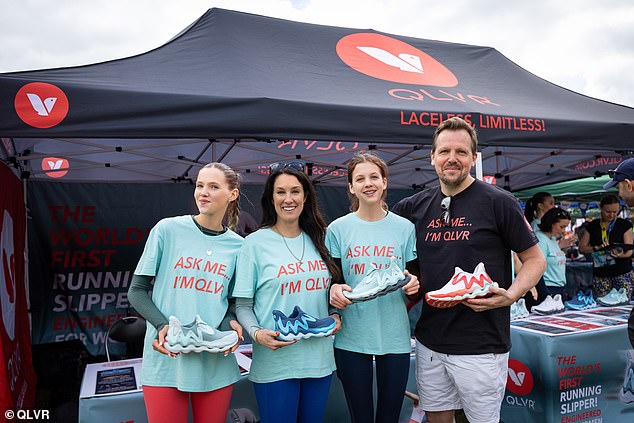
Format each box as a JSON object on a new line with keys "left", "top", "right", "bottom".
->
{"left": 276, "top": 228, "right": 305, "bottom": 262}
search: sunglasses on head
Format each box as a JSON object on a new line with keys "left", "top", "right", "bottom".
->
{"left": 440, "top": 196, "right": 451, "bottom": 227}
{"left": 269, "top": 161, "right": 306, "bottom": 174}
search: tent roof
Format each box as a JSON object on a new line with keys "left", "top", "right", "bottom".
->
{"left": 1, "top": 8, "right": 632, "bottom": 188}
{"left": 514, "top": 175, "right": 614, "bottom": 201}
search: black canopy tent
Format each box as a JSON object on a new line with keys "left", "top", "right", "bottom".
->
{"left": 0, "top": 7, "right": 633, "bottom": 190}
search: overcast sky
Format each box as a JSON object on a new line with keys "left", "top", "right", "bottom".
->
{"left": 2, "top": 0, "right": 633, "bottom": 107}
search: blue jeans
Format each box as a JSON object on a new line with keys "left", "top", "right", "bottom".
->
{"left": 253, "top": 374, "right": 332, "bottom": 423}
{"left": 334, "top": 348, "right": 410, "bottom": 423}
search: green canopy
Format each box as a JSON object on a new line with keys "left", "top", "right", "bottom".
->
{"left": 514, "top": 176, "right": 615, "bottom": 202}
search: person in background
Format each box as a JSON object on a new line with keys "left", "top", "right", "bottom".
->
{"left": 524, "top": 191, "right": 577, "bottom": 250}
{"left": 327, "top": 151, "right": 420, "bottom": 423}
{"left": 579, "top": 194, "right": 633, "bottom": 300}
{"left": 521, "top": 192, "right": 575, "bottom": 309}
{"left": 535, "top": 208, "right": 572, "bottom": 297}
{"left": 233, "top": 163, "right": 341, "bottom": 423}
{"left": 602, "top": 157, "right": 634, "bottom": 348}
{"left": 524, "top": 191, "right": 555, "bottom": 231}
{"left": 128, "top": 163, "right": 243, "bottom": 423}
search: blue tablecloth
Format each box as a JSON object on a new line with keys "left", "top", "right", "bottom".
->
{"left": 501, "top": 306, "right": 634, "bottom": 423}
{"left": 79, "top": 351, "right": 420, "bottom": 422}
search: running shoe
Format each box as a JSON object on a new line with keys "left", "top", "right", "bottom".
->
{"left": 344, "top": 255, "right": 411, "bottom": 302}
{"left": 531, "top": 294, "right": 565, "bottom": 315}
{"left": 510, "top": 298, "right": 530, "bottom": 320}
{"left": 425, "top": 263, "right": 497, "bottom": 308}
{"left": 164, "top": 315, "right": 238, "bottom": 354}
{"left": 272, "top": 305, "right": 336, "bottom": 341}
{"left": 596, "top": 288, "right": 629, "bottom": 306}
{"left": 565, "top": 290, "right": 597, "bottom": 310}
{"left": 620, "top": 362, "right": 634, "bottom": 404}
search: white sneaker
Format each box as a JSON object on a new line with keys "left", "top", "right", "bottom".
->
{"left": 550, "top": 294, "right": 565, "bottom": 313}
{"left": 425, "top": 263, "right": 497, "bottom": 308}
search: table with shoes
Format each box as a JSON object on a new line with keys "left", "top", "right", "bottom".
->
{"left": 501, "top": 304, "right": 634, "bottom": 423}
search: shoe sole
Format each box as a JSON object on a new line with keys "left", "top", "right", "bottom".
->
{"left": 511, "top": 313, "right": 530, "bottom": 320}
{"left": 276, "top": 324, "right": 336, "bottom": 341}
{"left": 596, "top": 299, "right": 629, "bottom": 306}
{"left": 164, "top": 334, "right": 238, "bottom": 354}
{"left": 531, "top": 307, "right": 565, "bottom": 315}
{"left": 425, "top": 282, "right": 498, "bottom": 308}
{"left": 564, "top": 303, "right": 597, "bottom": 310}
{"left": 345, "top": 274, "right": 412, "bottom": 303}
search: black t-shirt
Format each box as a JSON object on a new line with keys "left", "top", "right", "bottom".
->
{"left": 392, "top": 179, "right": 537, "bottom": 354}
{"left": 586, "top": 218, "right": 633, "bottom": 277}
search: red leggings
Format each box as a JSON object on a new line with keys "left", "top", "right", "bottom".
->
{"left": 143, "top": 384, "right": 233, "bottom": 423}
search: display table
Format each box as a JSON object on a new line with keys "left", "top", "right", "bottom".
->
{"left": 79, "top": 346, "right": 420, "bottom": 422}
{"left": 501, "top": 305, "right": 634, "bottom": 423}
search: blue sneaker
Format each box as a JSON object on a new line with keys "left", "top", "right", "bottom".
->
{"left": 565, "top": 290, "right": 597, "bottom": 310}
{"left": 272, "top": 306, "right": 336, "bottom": 341}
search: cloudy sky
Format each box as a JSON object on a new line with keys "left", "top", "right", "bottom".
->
{"left": 2, "top": 0, "right": 634, "bottom": 107}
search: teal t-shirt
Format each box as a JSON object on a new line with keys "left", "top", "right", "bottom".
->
{"left": 536, "top": 230, "right": 566, "bottom": 287}
{"left": 232, "top": 228, "right": 336, "bottom": 383}
{"left": 531, "top": 218, "right": 541, "bottom": 232}
{"left": 326, "top": 212, "right": 417, "bottom": 354}
{"left": 134, "top": 215, "right": 242, "bottom": 391}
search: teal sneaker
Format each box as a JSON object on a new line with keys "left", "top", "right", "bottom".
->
{"left": 344, "top": 256, "right": 411, "bottom": 302}
{"left": 165, "top": 315, "right": 238, "bottom": 353}
{"left": 511, "top": 298, "right": 530, "bottom": 320}
{"left": 596, "top": 288, "right": 629, "bottom": 306}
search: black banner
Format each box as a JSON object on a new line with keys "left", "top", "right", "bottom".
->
{"left": 27, "top": 182, "right": 195, "bottom": 355}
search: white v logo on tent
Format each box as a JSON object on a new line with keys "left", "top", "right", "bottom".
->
{"left": 508, "top": 368, "right": 526, "bottom": 386}
{"left": 26, "top": 93, "right": 58, "bottom": 116}
{"left": 357, "top": 46, "right": 424, "bottom": 73}
{"left": 47, "top": 160, "right": 64, "bottom": 170}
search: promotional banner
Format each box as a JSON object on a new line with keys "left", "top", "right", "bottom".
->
{"left": 0, "top": 162, "right": 36, "bottom": 413}
{"left": 502, "top": 307, "right": 634, "bottom": 423}
{"left": 27, "top": 181, "right": 196, "bottom": 356}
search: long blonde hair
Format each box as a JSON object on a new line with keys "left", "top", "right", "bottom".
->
{"left": 346, "top": 151, "right": 389, "bottom": 212}
{"left": 201, "top": 163, "right": 241, "bottom": 231}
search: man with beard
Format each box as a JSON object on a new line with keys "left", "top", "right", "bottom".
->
{"left": 392, "top": 117, "right": 545, "bottom": 423}
{"left": 602, "top": 157, "right": 634, "bottom": 348}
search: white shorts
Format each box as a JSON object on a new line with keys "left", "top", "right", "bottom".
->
{"left": 415, "top": 340, "right": 509, "bottom": 423}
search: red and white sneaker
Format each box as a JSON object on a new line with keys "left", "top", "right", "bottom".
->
{"left": 425, "top": 263, "right": 497, "bottom": 308}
